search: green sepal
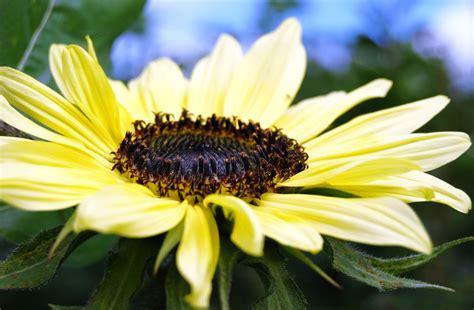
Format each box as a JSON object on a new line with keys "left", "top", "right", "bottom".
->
{"left": 325, "top": 237, "right": 454, "bottom": 292}
{"left": 154, "top": 221, "right": 184, "bottom": 274}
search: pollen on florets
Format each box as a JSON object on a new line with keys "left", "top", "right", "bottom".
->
{"left": 112, "top": 110, "right": 308, "bottom": 201}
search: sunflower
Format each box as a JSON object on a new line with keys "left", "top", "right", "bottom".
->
{"left": 0, "top": 18, "right": 470, "bottom": 307}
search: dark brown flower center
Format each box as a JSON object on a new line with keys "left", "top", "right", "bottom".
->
{"left": 112, "top": 110, "right": 308, "bottom": 201}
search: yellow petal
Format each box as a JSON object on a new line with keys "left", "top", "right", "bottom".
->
{"left": 109, "top": 78, "right": 143, "bottom": 122}
{"left": 253, "top": 208, "right": 323, "bottom": 254}
{"left": 275, "top": 79, "right": 392, "bottom": 142}
{"left": 223, "top": 18, "right": 306, "bottom": 127}
{"left": 128, "top": 58, "right": 187, "bottom": 121}
{"left": 177, "top": 205, "right": 219, "bottom": 308}
{"left": 0, "top": 136, "right": 105, "bottom": 169}
{"left": 257, "top": 193, "right": 432, "bottom": 254}
{"left": 0, "top": 67, "right": 112, "bottom": 157}
{"left": 204, "top": 194, "right": 263, "bottom": 256}
{"left": 321, "top": 178, "right": 435, "bottom": 202}
{"left": 281, "top": 157, "right": 420, "bottom": 187}
{"left": 306, "top": 132, "right": 471, "bottom": 172}
{"left": 187, "top": 34, "right": 243, "bottom": 117}
{"left": 310, "top": 95, "right": 449, "bottom": 146}
{"left": 1, "top": 162, "right": 121, "bottom": 211}
{"left": 60, "top": 45, "right": 124, "bottom": 143}
{"left": 404, "top": 171, "right": 471, "bottom": 213}
{"left": 350, "top": 171, "right": 470, "bottom": 213}
{"left": 74, "top": 183, "right": 185, "bottom": 237}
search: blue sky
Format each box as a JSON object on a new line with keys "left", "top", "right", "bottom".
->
{"left": 111, "top": 0, "right": 473, "bottom": 90}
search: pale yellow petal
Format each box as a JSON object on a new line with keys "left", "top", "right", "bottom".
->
{"left": 0, "top": 136, "right": 105, "bottom": 169}
{"left": 129, "top": 58, "right": 187, "bottom": 121}
{"left": 306, "top": 132, "right": 471, "bottom": 172}
{"left": 309, "top": 95, "right": 449, "bottom": 146}
{"left": 403, "top": 171, "right": 471, "bottom": 213}
{"left": 343, "top": 171, "right": 471, "bottom": 213}
{"left": 49, "top": 44, "right": 68, "bottom": 96}
{"left": 281, "top": 157, "right": 420, "bottom": 187}
{"left": 253, "top": 208, "right": 323, "bottom": 254}
{"left": 177, "top": 205, "right": 219, "bottom": 308}
{"left": 276, "top": 79, "right": 392, "bottom": 142}
{"left": 321, "top": 178, "right": 435, "bottom": 202}
{"left": 74, "top": 183, "right": 185, "bottom": 237}
{"left": 109, "top": 79, "right": 143, "bottom": 121}
{"left": 60, "top": 45, "right": 124, "bottom": 142}
{"left": 0, "top": 67, "right": 112, "bottom": 156}
{"left": 257, "top": 193, "right": 432, "bottom": 254}
{"left": 223, "top": 18, "right": 306, "bottom": 127}
{"left": 204, "top": 194, "right": 263, "bottom": 256}
{"left": 1, "top": 162, "right": 122, "bottom": 211}
{"left": 187, "top": 34, "right": 243, "bottom": 117}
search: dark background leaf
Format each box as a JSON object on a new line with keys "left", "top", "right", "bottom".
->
{"left": 87, "top": 238, "right": 156, "bottom": 310}
{"left": 165, "top": 261, "right": 193, "bottom": 310}
{"left": 245, "top": 245, "right": 306, "bottom": 310}
{"left": 0, "top": 0, "right": 49, "bottom": 68}
{"left": 0, "top": 0, "right": 146, "bottom": 83}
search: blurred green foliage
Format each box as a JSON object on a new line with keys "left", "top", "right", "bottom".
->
{"left": 1, "top": 0, "right": 473, "bottom": 309}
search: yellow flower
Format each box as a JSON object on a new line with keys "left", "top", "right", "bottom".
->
{"left": 0, "top": 18, "right": 471, "bottom": 307}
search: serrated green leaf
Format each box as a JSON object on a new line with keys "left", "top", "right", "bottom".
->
{"left": 245, "top": 246, "right": 306, "bottom": 310}
{"left": 0, "top": 204, "right": 67, "bottom": 243}
{"left": 165, "top": 262, "right": 193, "bottom": 310}
{"left": 87, "top": 238, "right": 156, "bottom": 310}
{"left": 325, "top": 237, "right": 454, "bottom": 292}
{"left": 0, "top": 226, "right": 87, "bottom": 289}
{"left": 218, "top": 239, "right": 243, "bottom": 310}
{"left": 282, "top": 246, "right": 341, "bottom": 289}
{"left": 369, "top": 236, "right": 474, "bottom": 275}
{"left": 0, "top": 0, "right": 146, "bottom": 83}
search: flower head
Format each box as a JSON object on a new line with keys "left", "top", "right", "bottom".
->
{"left": 0, "top": 18, "right": 470, "bottom": 307}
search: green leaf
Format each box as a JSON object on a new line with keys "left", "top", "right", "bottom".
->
{"left": 217, "top": 239, "right": 243, "bottom": 310}
{"left": 369, "top": 236, "right": 474, "bottom": 275}
{"left": 325, "top": 237, "right": 454, "bottom": 292}
{"left": 87, "top": 238, "right": 157, "bottom": 310}
{"left": 282, "top": 246, "right": 342, "bottom": 289}
{"left": 245, "top": 246, "right": 306, "bottom": 310}
{"left": 0, "top": 204, "right": 67, "bottom": 243}
{"left": 0, "top": 226, "right": 87, "bottom": 289}
{"left": 0, "top": 0, "right": 49, "bottom": 68}
{"left": 129, "top": 270, "right": 166, "bottom": 310}
{"left": 0, "top": 0, "right": 146, "bottom": 81}
{"left": 165, "top": 261, "right": 193, "bottom": 310}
